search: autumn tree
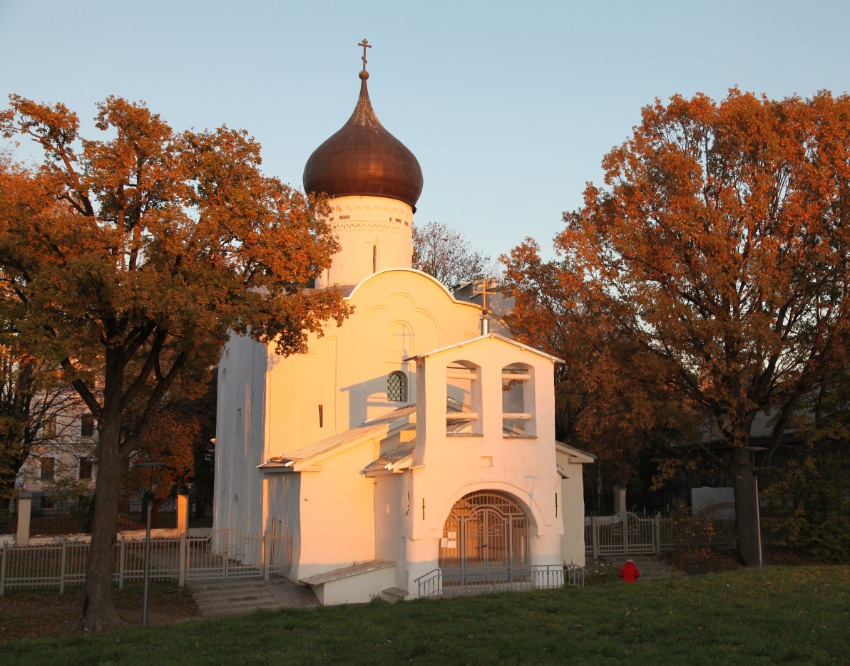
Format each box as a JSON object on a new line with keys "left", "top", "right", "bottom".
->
{"left": 0, "top": 96, "right": 350, "bottom": 632}
{"left": 412, "top": 220, "right": 490, "bottom": 288}
{"left": 127, "top": 375, "right": 218, "bottom": 527}
{"left": 502, "top": 239, "right": 700, "bottom": 509}
{"left": 504, "top": 90, "right": 850, "bottom": 565}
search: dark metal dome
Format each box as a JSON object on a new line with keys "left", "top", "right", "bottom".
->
{"left": 303, "top": 72, "right": 423, "bottom": 211}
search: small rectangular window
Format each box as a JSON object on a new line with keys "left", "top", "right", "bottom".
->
{"left": 40, "top": 457, "right": 55, "bottom": 481}
{"left": 43, "top": 414, "right": 56, "bottom": 439}
{"left": 79, "top": 457, "right": 94, "bottom": 480}
{"left": 318, "top": 404, "right": 324, "bottom": 428}
{"left": 81, "top": 413, "right": 95, "bottom": 437}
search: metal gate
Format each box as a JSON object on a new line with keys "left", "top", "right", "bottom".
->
{"left": 587, "top": 512, "right": 659, "bottom": 557}
{"left": 439, "top": 491, "right": 529, "bottom": 586}
{"left": 186, "top": 529, "right": 267, "bottom": 580}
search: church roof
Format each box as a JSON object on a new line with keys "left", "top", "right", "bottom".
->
{"left": 300, "top": 560, "right": 395, "bottom": 586}
{"left": 555, "top": 441, "right": 597, "bottom": 464}
{"left": 405, "top": 333, "right": 565, "bottom": 364}
{"left": 360, "top": 418, "right": 493, "bottom": 474}
{"left": 302, "top": 68, "right": 423, "bottom": 210}
{"left": 263, "top": 405, "right": 415, "bottom": 467}
{"left": 361, "top": 439, "right": 416, "bottom": 474}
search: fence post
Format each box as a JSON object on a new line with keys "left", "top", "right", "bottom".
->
{"left": 591, "top": 516, "right": 599, "bottom": 559}
{"left": 654, "top": 513, "right": 662, "bottom": 554}
{"left": 222, "top": 531, "right": 228, "bottom": 579}
{"left": 177, "top": 492, "right": 189, "bottom": 536}
{"left": 263, "top": 530, "right": 271, "bottom": 582}
{"left": 119, "top": 534, "right": 126, "bottom": 590}
{"left": 16, "top": 492, "right": 32, "bottom": 547}
{"left": 178, "top": 532, "right": 187, "bottom": 587}
{"left": 0, "top": 542, "right": 6, "bottom": 596}
{"left": 59, "top": 539, "right": 67, "bottom": 594}
{"left": 286, "top": 535, "right": 291, "bottom": 570}
{"left": 623, "top": 513, "right": 629, "bottom": 554}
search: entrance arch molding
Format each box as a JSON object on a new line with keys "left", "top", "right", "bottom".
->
{"left": 431, "top": 479, "right": 548, "bottom": 535}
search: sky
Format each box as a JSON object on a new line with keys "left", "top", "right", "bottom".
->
{"left": 1, "top": 0, "right": 849, "bottom": 264}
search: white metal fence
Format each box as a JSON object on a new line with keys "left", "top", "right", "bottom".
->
{"left": 585, "top": 513, "right": 737, "bottom": 558}
{"left": 0, "top": 529, "right": 291, "bottom": 595}
{"left": 415, "top": 563, "right": 586, "bottom": 599}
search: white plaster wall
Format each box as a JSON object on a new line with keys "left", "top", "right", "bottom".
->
{"left": 292, "top": 438, "right": 381, "bottom": 581}
{"left": 216, "top": 270, "right": 480, "bottom": 551}
{"left": 264, "top": 473, "right": 302, "bottom": 571}
{"left": 264, "top": 270, "right": 480, "bottom": 459}
{"left": 374, "top": 474, "right": 403, "bottom": 563}
{"left": 315, "top": 566, "right": 396, "bottom": 605}
{"left": 558, "top": 460, "right": 587, "bottom": 567}
{"left": 405, "top": 338, "right": 565, "bottom": 594}
{"left": 212, "top": 333, "right": 268, "bottom": 536}
{"left": 266, "top": 334, "right": 338, "bottom": 456}
{"left": 316, "top": 196, "right": 414, "bottom": 289}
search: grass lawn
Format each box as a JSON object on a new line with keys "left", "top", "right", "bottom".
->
{"left": 3, "top": 566, "right": 849, "bottom": 665}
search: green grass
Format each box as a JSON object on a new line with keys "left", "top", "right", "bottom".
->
{"left": 4, "top": 566, "right": 850, "bottom": 665}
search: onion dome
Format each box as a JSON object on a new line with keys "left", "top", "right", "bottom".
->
{"left": 303, "top": 70, "right": 424, "bottom": 211}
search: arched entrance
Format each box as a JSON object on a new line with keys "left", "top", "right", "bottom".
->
{"left": 439, "top": 490, "right": 530, "bottom": 586}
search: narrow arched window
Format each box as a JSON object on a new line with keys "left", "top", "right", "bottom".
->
{"left": 446, "top": 360, "right": 482, "bottom": 435}
{"left": 502, "top": 363, "right": 535, "bottom": 436}
{"left": 372, "top": 245, "right": 378, "bottom": 273}
{"left": 387, "top": 371, "right": 407, "bottom": 402}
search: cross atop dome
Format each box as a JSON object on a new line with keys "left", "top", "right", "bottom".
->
{"left": 358, "top": 38, "right": 371, "bottom": 78}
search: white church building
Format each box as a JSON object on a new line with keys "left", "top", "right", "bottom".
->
{"left": 213, "top": 50, "right": 592, "bottom": 603}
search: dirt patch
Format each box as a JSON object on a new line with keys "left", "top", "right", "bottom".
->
{"left": 0, "top": 582, "right": 200, "bottom": 644}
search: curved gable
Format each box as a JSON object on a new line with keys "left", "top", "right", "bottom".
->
{"left": 346, "top": 268, "right": 480, "bottom": 312}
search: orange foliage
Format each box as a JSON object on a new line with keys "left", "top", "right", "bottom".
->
{"left": 0, "top": 95, "right": 351, "bottom": 630}
{"left": 504, "top": 90, "right": 850, "bottom": 564}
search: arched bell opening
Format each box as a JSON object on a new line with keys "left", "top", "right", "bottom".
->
{"left": 438, "top": 490, "right": 530, "bottom": 587}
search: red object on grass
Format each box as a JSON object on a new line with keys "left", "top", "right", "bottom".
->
{"left": 620, "top": 561, "right": 641, "bottom": 582}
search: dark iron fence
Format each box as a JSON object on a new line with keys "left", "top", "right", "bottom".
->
{"left": 116, "top": 498, "right": 177, "bottom": 531}
{"left": 585, "top": 488, "right": 687, "bottom": 516}
{"left": 188, "top": 496, "right": 214, "bottom": 528}
{"left": 29, "top": 499, "right": 93, "bottom": 537}
{"left": 5, "top": 494, "right": 213, "bottom": 537}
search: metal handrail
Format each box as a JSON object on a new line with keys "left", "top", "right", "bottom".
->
{"left": 417, "top": 563, "right": 586, "bottom": 599}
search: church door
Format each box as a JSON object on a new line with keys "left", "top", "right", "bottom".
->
{"left": 439, "top": 490, "right": 529, "bottom": 585}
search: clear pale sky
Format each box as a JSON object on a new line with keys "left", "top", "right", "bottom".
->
{"left": 2, "top": 0, "right": 848, "bottom": 263}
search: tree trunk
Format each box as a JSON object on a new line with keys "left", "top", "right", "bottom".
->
{"left": 76, "top": 415, "right": 124, "bottom": 633}
{"left": 76, "top": 351, "right": 127, "bottom": 633}
{"left": 0, "top": 456, "right": 23, "bottom": 504}
{"left": 730, "top": 446, "right": 762, "bottom": 567}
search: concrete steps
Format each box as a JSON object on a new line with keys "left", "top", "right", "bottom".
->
{"left": 381, "top": 587, "right": 409, "bottom": 603}
{"left": 602, "top": 555, "right": 680, "bottom": 581}
{"left": 190, "top": 577, "right": 319, "bottom": 616}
